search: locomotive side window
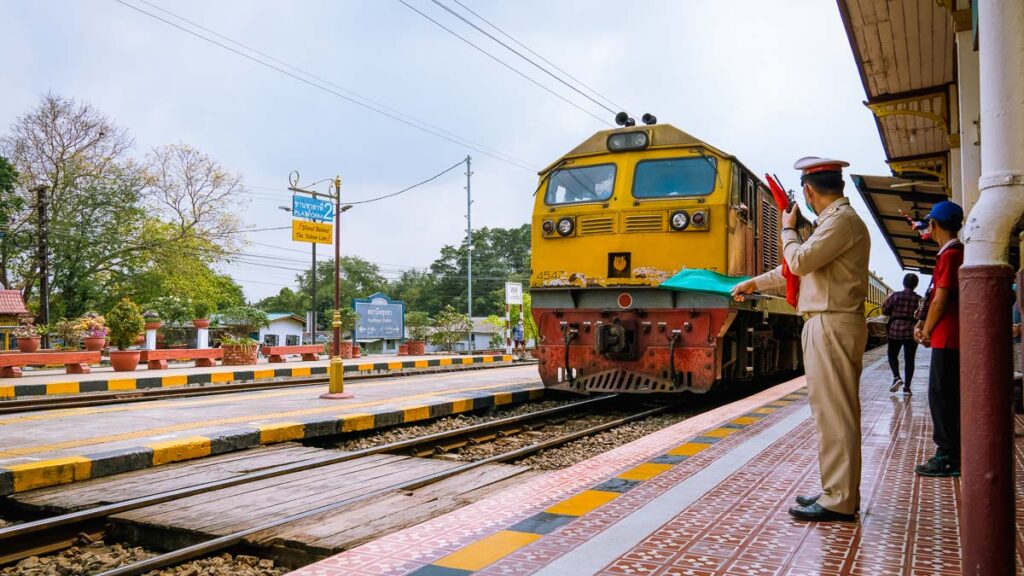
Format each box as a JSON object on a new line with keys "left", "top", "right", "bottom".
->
{"left": 632, "top": 157, "right": 716, "bottom": 199}
{"left": 742, "top": 175, "right": 757, "bottom": 227}
{"left": 545, "top": 164, "right": 616, "bottom": 205}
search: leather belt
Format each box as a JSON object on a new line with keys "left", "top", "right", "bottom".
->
{"left": 802, "top": 312, "right": 820, "bottom": 322}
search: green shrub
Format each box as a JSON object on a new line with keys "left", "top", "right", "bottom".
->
{"left": 405, "top": 311, "right": 432, "bottom": 341}
{"left": 107, "top": 297, "right": 145, "bottom": 351}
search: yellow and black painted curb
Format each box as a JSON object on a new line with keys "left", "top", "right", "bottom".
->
{"left": 406, "top": 388, "right": 809, "bottom": 576}
{"left": 0, "top": 383, "right": 541, "bottom": 496}
{"left": 0, "top": 355, "right": 514, "bottom": 401}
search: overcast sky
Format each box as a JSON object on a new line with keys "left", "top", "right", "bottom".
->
{"left": 1, "top": 0, "right": 908, "bottom": 302}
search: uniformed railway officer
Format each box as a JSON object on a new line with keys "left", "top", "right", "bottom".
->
{"left": 732, "top": 156, "right": 870, "bottom": 522}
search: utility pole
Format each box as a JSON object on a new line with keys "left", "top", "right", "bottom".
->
{"left": 32, "top": 185, "right": 50, "bottom": 349}
{"left": 311, "top": 243, "right": 317, "bottom": 344}
{"left": 465, "top": 156, "right": 473, "bottom": 353}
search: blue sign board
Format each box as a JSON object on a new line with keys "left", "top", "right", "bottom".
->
{"left": 354, "top": 293, "right": 405, "bottom": 340}
{"left": 292, "top": 195, "right": 334, "bottom": 223}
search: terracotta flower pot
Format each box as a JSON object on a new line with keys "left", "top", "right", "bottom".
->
{"left": 353, "top": 345, "right": 361, "bottom": 358}
{"left": 398, "top": 344, "right": 409, "bottom": 356}
{"left": 133, "top": 334, "right": 146, "bottom": 346}
{"left": 338, "top": 341, "right": 353, "bottom": 359}
{"left": 84, "top": 336, "right": 106, "bottom": 351}
{"left": 222, "top": 343, "right": 258, "bottom": 365}
{"left": 407, "top": 340, "right": 426, "bottom": 355}
{"left": 109, "top": 350, "right": 141, "bottom": 372}
{"left": 144, "top": 321, "right": 163, "bottom": 331}
{"left": 17, "top": 336, "right": 41, "bottom": 353}
{"left": 192, "top": 318, "right": 211, "bottom": 329}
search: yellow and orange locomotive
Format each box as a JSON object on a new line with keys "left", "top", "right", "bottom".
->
{"left": 529, "top": 121, "right": 805, "bottom": 394}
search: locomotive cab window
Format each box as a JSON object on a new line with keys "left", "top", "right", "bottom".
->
{"left": 632, "top": 157, "right": 716, "bottom": 199}
{"left": 545, "top": 164, "right": 616, "bottom": 205}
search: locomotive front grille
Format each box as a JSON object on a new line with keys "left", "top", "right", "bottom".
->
{"left": 623, "top": 213, "right": 665, "bottom": 233}
{"left": 578, "top": 216, "right": 615, "bottom": 235}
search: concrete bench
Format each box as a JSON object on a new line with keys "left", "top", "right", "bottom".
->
{"left": 262, "top": 345, "right": 322, "bottom": 363}
{"left": 139, "top": 348, "right": 223, "bottom": 370}
{"left": 0, "top": 351, "right": 101, "bottom": 378}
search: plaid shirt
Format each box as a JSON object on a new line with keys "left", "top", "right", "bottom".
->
{"left": 883, "top": 289, "right": 921, "bottom": 340}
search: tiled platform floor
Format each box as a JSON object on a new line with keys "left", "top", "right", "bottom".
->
{"left": 291, "top": 348, "right": 1024, "bottom": 576}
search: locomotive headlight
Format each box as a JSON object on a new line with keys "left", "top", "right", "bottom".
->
{"left": 556, "top": 217, "right": 575, "bottom": 236}
{"left": 542, "top": 220, "right": 555, "bottom": 235}
{"left": 607, "top": 131, "right": 649, "bottom": 152}
{"left": 690, "top": 210, "right": 708, "bottom": 228}
{"left": 669, "top": 210, "right": 690, "bottom": 231}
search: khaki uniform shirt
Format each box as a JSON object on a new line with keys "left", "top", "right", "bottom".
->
{"left": 753, "top": 197, "right": 870, "bottom": 315}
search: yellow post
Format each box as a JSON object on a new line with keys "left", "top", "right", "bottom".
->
{"left": 328, "top": 309, "right": 345, "bottom": 393}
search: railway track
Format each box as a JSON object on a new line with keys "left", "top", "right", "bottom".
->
{"left": 0, "top": 360, "right": 536, "bottom": 414}
{"left": 1, "top": 393, "right": 657, "bottom": 572}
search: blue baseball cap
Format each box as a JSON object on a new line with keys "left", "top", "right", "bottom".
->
{"left": 924, "top": 200, "right": 963, "bottom": 227}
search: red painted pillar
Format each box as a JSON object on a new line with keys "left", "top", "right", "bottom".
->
{"left": 959, "top": 265, "right": 1015, "bottom": 575}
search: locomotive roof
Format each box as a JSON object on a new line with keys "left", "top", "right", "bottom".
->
{"left": 540, "top": 123, "right": 732, "bottom": 175}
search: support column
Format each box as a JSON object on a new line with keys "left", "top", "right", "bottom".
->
{"left": 955, "top": 8, "right": 982, "bottom": 213}
{"left": 960, "top": 1, "right": 1024, "bottom": 574}
{"left": 197, "top": 328, "right": 209, "bottom": 349}
{"left": 145, "top": 328, "right": 157, "bottom": 350}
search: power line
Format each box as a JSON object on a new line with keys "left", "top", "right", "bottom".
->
{"left": 397, "top": 0, "right": 612, "bottom": 127}
{"left": 112, "top": 0, "right": 539, "bottom": 172}
{"left": 347, "top": 159, "right": 466, "bottom": 205}
{"left": 436, "top": 0, "right": 625, "bottom": 115}
{"left": 129, "top": 0, "right": 536, "bottom": 171}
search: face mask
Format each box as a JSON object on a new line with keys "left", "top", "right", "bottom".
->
{"left": 803, "top": 191, "right": 817, "bottom": 216}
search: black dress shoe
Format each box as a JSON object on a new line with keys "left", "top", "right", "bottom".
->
{"left": 788, "top": 503, "right": 856, "bottom": 522}
{"left": 795, "top": 493, "right": 821, "bottom": 506}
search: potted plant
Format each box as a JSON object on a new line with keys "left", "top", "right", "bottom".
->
{"left": 14, "top": 324, "right": 41, "bottom": 353}
{"left": 106, "top": 297, "right": 145, "bottom": 371}
{"left": 143, "top": 310, "right": 162, "bottom": 331}
{"left": 218, "top": 306, "right": 269, "bottom": 365}
{"left": 192, "top": 300, "right": 214, "bottom": 329}
{"left": 78, "top": 313, "right": 108, "bottom": 351}
{"left": 405, "top": 311, "right": 432, "bottom": 356}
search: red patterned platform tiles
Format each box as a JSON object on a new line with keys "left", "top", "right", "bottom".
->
{"left": 289, "top": 350, "right": 1024, "bottom": 576}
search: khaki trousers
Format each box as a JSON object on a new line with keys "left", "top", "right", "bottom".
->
{"left": 801, "top": 312, "right": 867, "bottom": 515}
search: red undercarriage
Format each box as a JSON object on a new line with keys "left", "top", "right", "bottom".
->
{"left": 531, "top": 307, "right": 732, "bottom": 394}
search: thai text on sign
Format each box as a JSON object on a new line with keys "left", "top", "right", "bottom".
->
{"left": 292, "top": 220, "right": 333, "bottom": 244}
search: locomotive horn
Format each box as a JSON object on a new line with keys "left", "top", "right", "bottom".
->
{"left": 642, "top": 113, "right": 657, "bottom": 125}
{"left": 615, "top": 112, "right": 630, "bottom": 126}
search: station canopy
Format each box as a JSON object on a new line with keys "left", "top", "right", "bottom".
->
{"left": 838, "top": 0, "right": 957, "bottom": 272}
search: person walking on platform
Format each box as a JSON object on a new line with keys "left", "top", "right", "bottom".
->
{"left": 913, "top": 201, "right": 964, "bottom": 477}
{"left": 732, "top": 156, "right": 870, "bottom": 522}
{"left": 883, "top": 273, "right": 922, "bottom": 395}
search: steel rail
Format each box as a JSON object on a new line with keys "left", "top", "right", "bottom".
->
{"left": 0, "top": 393, "right": 614, "bottom": 544}
{"left": 0, "top": 361, "right": 536, "bottom": 414}
{"left": 95, "top": 402, "right": 672, "bottom": 576}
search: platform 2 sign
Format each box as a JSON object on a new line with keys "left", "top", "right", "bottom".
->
{"left": 292, "top": 195, "right": 334, "bottom": 223}
{"left": 354, "top": 293, "right": 405, "bottom": 340}
{"left": 291, "top": 220, "right": 333, "bottom": 244}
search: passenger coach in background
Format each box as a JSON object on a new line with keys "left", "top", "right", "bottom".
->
{"left": 529, "top": 116, "right": 805, "bottom": 395}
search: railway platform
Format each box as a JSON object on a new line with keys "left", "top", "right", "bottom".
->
{"left": 291, "top": 350, "right": 1024, "bottom": 576}
{"left": 0, "top": 353, "right": 513, "bottom": 400}
{"left": 0, "top": 364, "right": 540, "bottom": 497}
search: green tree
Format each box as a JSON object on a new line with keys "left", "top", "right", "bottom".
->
{"left": 425, "top": 224, "right": 531, "bottom": 317}
{"left": 430, "top": 305, "right": 472, "bottom": 352}
{"left": 0, "top": 155, "right": 22, "bottom": 290}
{"left": 0, "top": 93, "right": 144, "bottom": 304}
{"left": 258, "top": 287, "right": 306, "bottom": 316}
{"left": 291, "top": 256, "right": 388, "bottom": 330}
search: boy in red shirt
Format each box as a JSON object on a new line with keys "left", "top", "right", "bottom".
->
{"left": 914, "top": 201, "right": 964, "bottom": 477}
